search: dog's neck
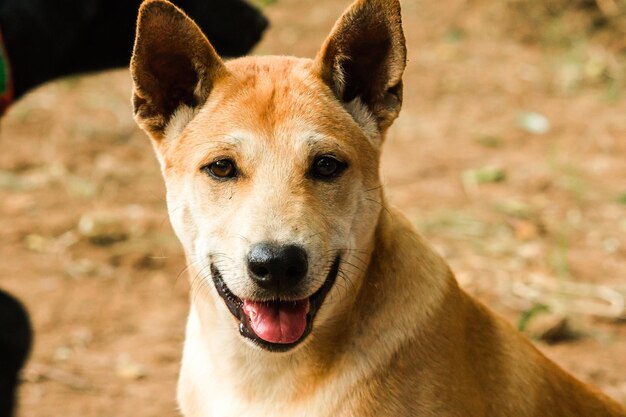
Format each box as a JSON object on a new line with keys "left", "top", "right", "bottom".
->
{"left": 180, "top": 204, "right": 458, "bottom": 407}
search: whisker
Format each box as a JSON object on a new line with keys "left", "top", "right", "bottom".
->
{"left": 365, "top": 197, "right": 391, "bottom": 216}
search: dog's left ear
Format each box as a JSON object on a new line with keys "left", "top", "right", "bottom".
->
{"left": 314, "top": 0, "right": 406, "bottom": 135}
{"left": 131, "top": 0, "right": 227, "bottom": 142}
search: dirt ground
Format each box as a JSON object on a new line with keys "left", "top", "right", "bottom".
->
{"left": 1, "top": 0, "right": 625, "bottom": 415}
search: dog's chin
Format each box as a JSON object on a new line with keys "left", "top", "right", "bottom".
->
{"left": 210, "top": 256, "right": 341, "bottom": 353}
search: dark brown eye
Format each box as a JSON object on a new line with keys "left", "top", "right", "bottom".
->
{"left": 203, "top": 159, "right": 237, "bottom": 179}
{"left": 312, "top": 156, "right": 346, "bottom": 180}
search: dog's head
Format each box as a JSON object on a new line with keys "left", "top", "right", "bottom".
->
{"left": 131, "top": 0, "right": 406, "bottom": 352}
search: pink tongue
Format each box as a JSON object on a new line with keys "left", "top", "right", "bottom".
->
{"left": 243, "top": 299, "right": 310, "bottom": 344}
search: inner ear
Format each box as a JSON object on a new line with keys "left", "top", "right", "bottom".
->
{"left": 143, "top": 51, "right": 200, "bottom": 119}
{"left": 339, "top": 33, "right": 392, "bottom": 104}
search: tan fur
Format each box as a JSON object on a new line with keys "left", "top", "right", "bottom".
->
{"left": 130, "top": 0, "right": 626, "bottom": 416}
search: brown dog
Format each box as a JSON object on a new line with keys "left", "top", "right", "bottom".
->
{"left": 130, "top": 0, "right": 626, "bottom": 415}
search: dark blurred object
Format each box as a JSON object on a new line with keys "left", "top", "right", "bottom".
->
{"left": 0, "top": 290, "right": 31, "bottom": 417}
{"left": 0, "top": 0, "right": 268, "bottom": 99}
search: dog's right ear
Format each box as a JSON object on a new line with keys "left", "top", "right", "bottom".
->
{"left": 131, "top": 0, "right": 227, "bottom": 142}
{"left": 314, "top": 0, "right": 406, "bottom": 135}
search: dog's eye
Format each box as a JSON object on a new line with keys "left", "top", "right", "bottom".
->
{"left": 203, "top": 159, "right": 237, "bottom": 179}
{"left": 312, "top": 156, "right": 346, "bottom": 180}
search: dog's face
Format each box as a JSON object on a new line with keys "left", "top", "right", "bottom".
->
{"left": 131, "top": 0, "right": 405, "bottom": 352}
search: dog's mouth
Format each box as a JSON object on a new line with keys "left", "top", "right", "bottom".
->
{"left": 210, "top": 256, "right": 341, "bottom": 352}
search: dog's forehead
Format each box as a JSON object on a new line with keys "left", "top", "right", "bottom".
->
{"left": 224, "top": 57, "right": 336, "bottom": 124}
{"left": 167, "top": 55, "right": 379, "bottom": 170}
{"left": 224, "top": 55, "right": 313, "bottom": 83}
{"left": 196, "top": 129, "right": 347, "bottom": 159}
{"left": 202, "top": 56, "right": 360, "bottom": 144}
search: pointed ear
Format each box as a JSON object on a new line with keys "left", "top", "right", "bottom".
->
{"left": 314, "top": 0, "right": 406, "bottom": 135}
{"left": 131, "top": 0, "right": 227, "bottom": 141}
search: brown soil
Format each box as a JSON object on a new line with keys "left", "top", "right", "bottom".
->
{"left": 1, "top": 0, "right": 625, "bottom": 415}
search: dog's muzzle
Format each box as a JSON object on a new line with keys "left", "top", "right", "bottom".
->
{"left": 210, "top": 247, "right": 341, "bottom": 352}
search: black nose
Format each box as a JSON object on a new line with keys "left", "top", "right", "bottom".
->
{"left": 247, "top": 243, "right": 308, "bottom": 292}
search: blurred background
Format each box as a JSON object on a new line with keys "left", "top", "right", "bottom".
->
{"left": 0, "top": 0, "right": 625, "bottom": 415}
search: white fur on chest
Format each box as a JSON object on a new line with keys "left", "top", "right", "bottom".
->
{"left": 177, "top": 307, "right": 348, "bottom": 417}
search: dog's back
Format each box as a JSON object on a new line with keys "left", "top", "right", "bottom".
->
{"left": 323, "top": 210, "right": 626, "bottom": 417}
